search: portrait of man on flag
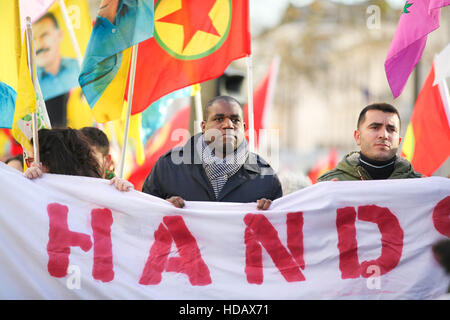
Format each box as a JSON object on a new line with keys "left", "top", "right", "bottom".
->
{"left": 33, "top": 11, "right": 80, "bottom": 101}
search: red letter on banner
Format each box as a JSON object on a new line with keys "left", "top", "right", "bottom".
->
{"left": 91, "top": 208, "right": 114, "bottom": 282}
{"left": 244, "top": 212, "right": 305, "bottom": 284}
{"left": 336, "top": 205, "right": 404, "bottom": 279}
{"left": 432, "top": 196, "right": 450, "bottom": 237}
{"left": 47, "top": 203, "right": 93, "bottom": 277}
{"left": 139, "top": 215, "right": 212, "bottom": 286}
{"left": 336, "top": 207, "right": 361, "bottom": 279}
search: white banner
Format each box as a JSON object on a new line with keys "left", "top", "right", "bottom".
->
{"left": 0, "top": 162, "right": 449, "bottom": 299}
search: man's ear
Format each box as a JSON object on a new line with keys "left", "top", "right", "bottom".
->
{"left": 56, "top": 29, "right": 63, "bottom": 43}
{"left": 354, "top": 129, "right": 361, "bottom": 146}
{"left": 398, "top": 136, "right": 402, "bottom": 145}
{"left": 201, "top": 120, "right": 206, "bottom": 134}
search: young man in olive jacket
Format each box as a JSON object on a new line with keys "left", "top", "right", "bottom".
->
{"left": 318, "top": 103, "right": 422, "bottom": 182}
{"left": 142, "top": 96, "right": 282, "bottom": 210}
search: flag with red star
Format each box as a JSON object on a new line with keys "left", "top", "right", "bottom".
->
{"left": 128, "top": 0, "right": 251, "bottom": 115}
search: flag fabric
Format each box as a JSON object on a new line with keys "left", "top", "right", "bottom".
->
{"left": 12, "top": 30, "right": 52, "bottom": 154}
{"left": 127, "top": 105, "right": 191, "bottom": 190}
{"left": 384, "top": 0, "right": 449, "bottom": 98}
{"left": 66, "top": 87, "right": 95, "bottom": 129}
{"left": 0, "top": 129, "right": 23, "bottom": 158}
{"left": 79, "top": 0, "right": 154, "bottom": 122}
{"left": 141, "top": 86, "right": 193, "bottom": 144}
{"left": 33, "top": 0, "right": 92, "bottom": 101}
{"left": 401, "top": 63, "right": 450, "bottom": 176}
{"left": 429, "top": 0, "right": 450, "bottom": 10}
{"left": 129, "top": 0, "right": 251, "bottom": 115}
{"left": 244, "top": 56, "right": 280, "bottom": 148}
{"left": 0, "top": 0, "right": 21, "bottom": 129}
{"left": 308, "top": 149, "right": 339, "bottom": 184}
{"left": 19, "top": 0, "right": 56, "bottom": 23}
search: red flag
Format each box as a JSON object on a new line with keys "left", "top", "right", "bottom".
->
{"left": 128, "top": 105, "right": 191, "bottom": 191}
{"left": 308, "top": 149, "right": 339, "bottom": 184}
{"left": 401, "top": 64, "right": 450, "bottom": 176}
{"left": 129, "top": 0, "right": 251, "bottom": 114}
{"left": 244, "top": 56, "right": 280, "bottom": 147}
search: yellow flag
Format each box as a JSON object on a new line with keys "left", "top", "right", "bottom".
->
{"left": 11, "top": 31, "right": 37, "bottom": 154}
{"left": 48, "top": 0, "right": 92, "bottom": 59}
{"left": 66, "top": 87, "right": 95, "bottom": 129}
{"left": 0, "top": 0, "right": 21, "bottom": 129}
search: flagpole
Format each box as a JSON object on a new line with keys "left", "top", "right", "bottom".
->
{"left": 194, "top": 89, "right": 203, "bottom": 134}
{"left": 118, "top": 44, "right": 138, "bottom": 179}
{"left": 246, "top": 55, "right": 255, "bottom": 153}
{"left": 25, "top": 17, "right": 40, "bottom": 164}
{"left": 58, "top": 0, "right": 83, "bottom": 66}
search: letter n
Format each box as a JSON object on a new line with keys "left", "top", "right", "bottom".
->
{"left": 244, "top": 212, "right": 305, "bottom": 284}
{"left": 47, "top": 203, "right": 92, "bottom": 277}
{"left": 336, "top": 205, "right": 404, "bottom": 279}
{"left": 139, "top": 215, "right": 212, "bottom": 286}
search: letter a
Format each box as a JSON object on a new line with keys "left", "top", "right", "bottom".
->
{"left": 139, "top": 216, "right": 212, "bottom": 286}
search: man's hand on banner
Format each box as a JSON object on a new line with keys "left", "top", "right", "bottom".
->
{"left": 257, "top": 198, "right": 272, "bottom": 210}
{"left": 166, "top": 196, "right": 185, "bottom": 208}
{"left": 110, "top": 177, "right": 134, "bottom": 192}
{"left": 23, "top": 162, "right": 43, "bottom": 179}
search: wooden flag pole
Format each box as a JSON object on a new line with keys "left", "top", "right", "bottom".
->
{"left": 25, "top": 17, "right": 40, "bottom": 164}
{"left": 118, "top": 44, "right": 138, "bottom": 179}
{"left": 58, "top": 0, "right": 83, "bottom": 66}
{"left": 246, "top": 54, "right": 255, "bottom": 153}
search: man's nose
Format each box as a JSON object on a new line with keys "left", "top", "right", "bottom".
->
{"left": 378, "top": 127, "right": 389, "bottom": 139}
{"left": 221, "top": 118, "right": 234, "bottom": 129}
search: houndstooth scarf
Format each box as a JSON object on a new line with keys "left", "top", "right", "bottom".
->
{"left": 196, "top": 135, "right": 249, "bottom": 199}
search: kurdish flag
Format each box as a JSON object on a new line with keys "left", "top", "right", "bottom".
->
{"left": 384, "top": 0, "right": 449, "bottom": 98}
{"left": 401, "top": 63, "right": 450, "bottom": 176}
{"left": 129, "top": 0, "right": 251, "bottom": 115}
{"left": 0, "top": 0, "right": 21, "bottom": 129}
{"left": 79, "top": 0, "right": 154, "bottom": 122}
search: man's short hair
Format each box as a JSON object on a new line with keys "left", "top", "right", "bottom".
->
{"left": 203, "top": 95, "right": 242, "bottom": 121}
{"left": 36, "top": 12, "right": 59, "bottom": 29}
{"left": 357, "top": 103, "right": 401, "bottom": 129}
{"left": 81, "top": 127, "right": 110, "bottom": 157}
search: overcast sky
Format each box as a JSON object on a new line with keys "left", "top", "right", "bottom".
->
{"left": 250, "top": 0, "right": 405, "bottom": 34}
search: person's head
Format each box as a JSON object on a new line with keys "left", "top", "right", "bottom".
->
{"left": 33, "top": 12, "right": 63, "bottom": 74}
{"left": 201, "top": 96, "right": 246, "bottom": 156}
{"left": 432, "top": 239, "right": 450, "bottom": 275}
{"left": 30, "top": 128, "right": 102, "bottom": 178}
{"left": 80, "top": 127, "right": 113, "bottom": 178}
{"left": 5, "top": 155, "right": 23, "bottom": 172}
{"left": 354, "top": 103, "right": 402, "bottom": 161}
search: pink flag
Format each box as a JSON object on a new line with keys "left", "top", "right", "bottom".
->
{"left": 429, "top": 0, "right": 450, "bottom": 10}
{"left": 19, "top": 0, "right": 56, "bottom": 23}
{"left": 384, "top": 0, "right": 448, "bottom": 98}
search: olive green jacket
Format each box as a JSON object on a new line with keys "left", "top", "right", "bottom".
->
{"left": 317, "top": 151, "right": 423, "bottom": 182}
